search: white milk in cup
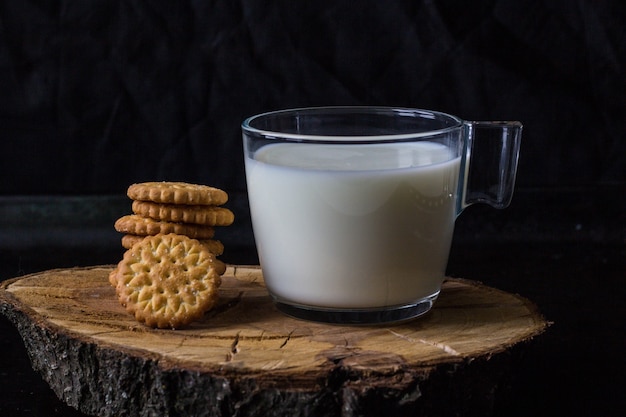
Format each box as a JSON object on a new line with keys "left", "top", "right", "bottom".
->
{"left": 242, "top": 107, "right": 521, "bottom": 324}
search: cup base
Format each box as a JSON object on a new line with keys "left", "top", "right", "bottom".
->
{"left": 272, "top": 293, "right": 439, "bottom": 325}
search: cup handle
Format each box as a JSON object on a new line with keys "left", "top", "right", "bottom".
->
{"left": 457, "top": 121, "right": 522, "bottom": 215}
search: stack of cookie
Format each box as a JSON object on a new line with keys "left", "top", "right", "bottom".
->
{"left": 109, "top": 181, "right": 234, "bottom": 329}
{"left": 114, "top": 181, "right": 234, "bottom": 256}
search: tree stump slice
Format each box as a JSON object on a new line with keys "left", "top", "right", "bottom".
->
{"left": 0, "top": 266, "right": 548, "bottom": 417}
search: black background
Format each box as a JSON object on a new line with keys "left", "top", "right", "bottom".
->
{"left": 1, "top": 1, "right": 624, "bottom": 416}
{"left": 1, "top": 0, "right": 624, "bottom": 194}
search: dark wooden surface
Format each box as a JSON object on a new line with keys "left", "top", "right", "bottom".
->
{"left": 1, "top": 187, "right": 624, "bottom": 416}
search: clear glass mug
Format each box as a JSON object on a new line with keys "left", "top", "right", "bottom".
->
{"left": 242, "top": 107, "right": 521, "bottom": 324}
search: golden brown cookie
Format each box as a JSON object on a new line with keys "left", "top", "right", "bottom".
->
{"left": 131, "top": 200, "right": 235, "bottom": 226}
{"left": 114, "top": 215, "right": 215, "bottom": 239}
{"left": 127, "top": 182, "right": 228, "bottom": 206}
{"left": 121, "top": 234, "right": 225, "bottom": 256}
{"left": 112, "top": 233, "right": 224, "bottom": 329}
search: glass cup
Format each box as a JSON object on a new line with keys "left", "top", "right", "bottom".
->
{"left": 242, "top": 107, "right": 521, "bottom": 324}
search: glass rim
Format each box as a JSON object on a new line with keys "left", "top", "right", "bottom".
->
{"left": 241, "top": 106, "right": 464, "bottom": 143}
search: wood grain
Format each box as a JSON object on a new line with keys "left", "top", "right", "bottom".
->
{"left": 0, "top": 266, "right": 548, "bottom": 417}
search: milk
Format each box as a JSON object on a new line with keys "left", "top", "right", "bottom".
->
{"left": 245, "top": 141, "right": 461, "bottom": 309}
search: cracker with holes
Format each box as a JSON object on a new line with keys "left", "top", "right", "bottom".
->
{"left": 127, "top": 182, "right": 228, "bottom": 206}
{"left": 114, "top": 214, "right": 216, "bottom": 239}
{"left": 131, "top": 200, "right": 235, "bottom": 226}
{"left": 112, "top": 233, "right": 225, "bottom": 329}
{"left": 121, "top": 234, "right": 224, "bottom": 256}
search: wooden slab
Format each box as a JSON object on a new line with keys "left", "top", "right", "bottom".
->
{"left": 0, "top": 265, "right": 548, "bottom": 417}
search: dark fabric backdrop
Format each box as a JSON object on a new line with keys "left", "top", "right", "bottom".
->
{"left": 1, "top": 0, "right": 625, "bottom": 195}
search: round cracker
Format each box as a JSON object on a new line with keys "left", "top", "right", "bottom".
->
{"left": 132, "top": 200, "right": 235, "bottom": 226}
{"left": 114, "top": 215, "right": 216, "bottom": 239}
{"left": 113, "top": 234, "right": 224, "bottom": 329}
{"left": 121, "top": 234, "right": 225, "bottom": 256}
{"left": 127, "top": 182, "right": 228, "bottom": 206}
